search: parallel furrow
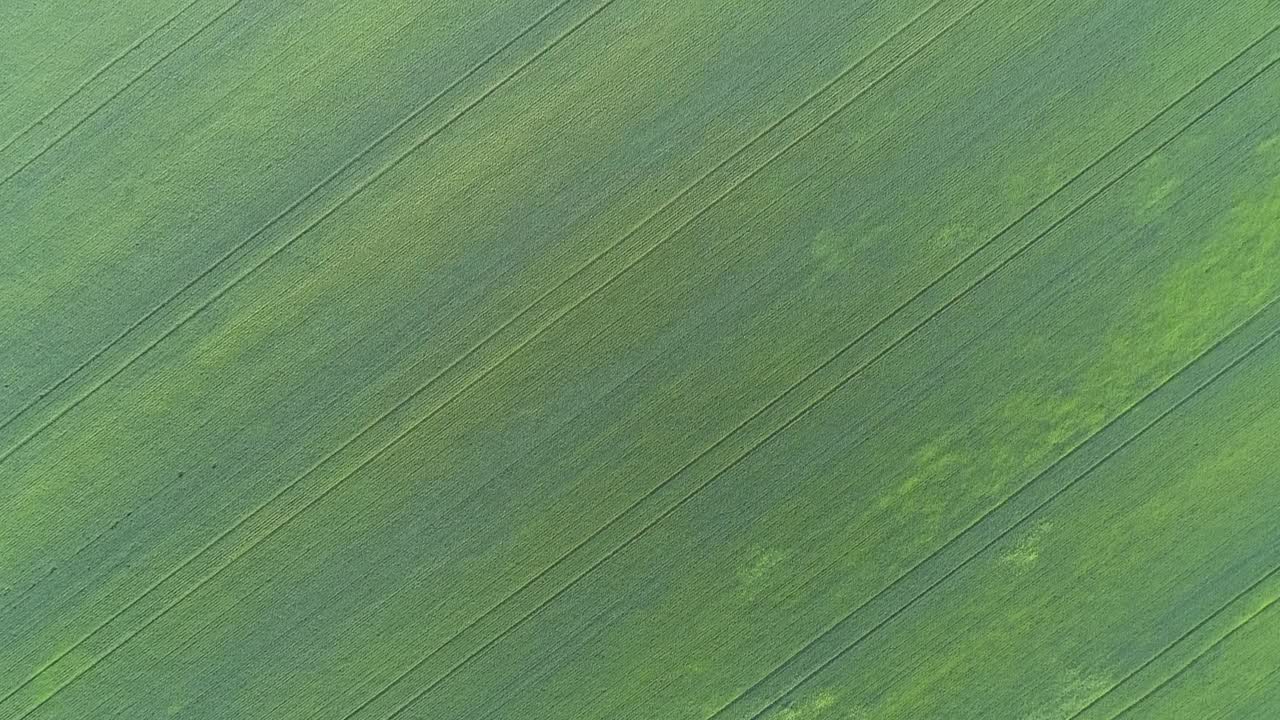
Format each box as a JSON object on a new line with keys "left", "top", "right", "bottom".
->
{"left": 0, "top": 0, "right": 584, "bottom": 462}
{"left": 13, "top": 6, "right": 1275, "bottom": 720}
{"left": 1111, "top": 588, "right": 1280, "bottom": 719}
{"left": 0, "top": 0, "right": 244, "bottom": 188}
{"left": 706, "top": 39, "right": 1280, "bottom": 720}
{"left": 0, "top": 1, "right": 983, "bottom": 716}
{"left": 738, "top": 294, "right": 1280, "bottom": 720}
{"left": 291, "top": 11, "right": 1280, "bottom": 720}
{"left": 0, "top": 0, "right": 595, "bottom": 714}
{"left": 1072, "top": 563, "right": 1280, "bottom": 719}
{"left": 0, "top": 0, "right": 203, "bottom": 161}
{"left": 362, "top": 22, "right": 1280, "bottom": 720}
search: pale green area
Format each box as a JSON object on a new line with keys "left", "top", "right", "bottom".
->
{"left": 1, "top": 0, "right": 1279, "bottom": 718}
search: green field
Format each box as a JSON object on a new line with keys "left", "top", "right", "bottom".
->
{"left": 2, "top": 1, "right": 1279, "bottom": 718}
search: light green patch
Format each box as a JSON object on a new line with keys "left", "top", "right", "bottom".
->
{"left": 883, "top": 178, "right": 1280, "bottom": 549}
{"left": 1099, "top": 179, "right": 1280, "bottom": 380}
{"left": 885, "top": 388, "right": 1097, "bottom": 527}
{"left": 930, "top": 223, "right": 978, "bottom": 253}
{"left": 808, "top": 227, "right": 876, "bottom": 280}
{"left": 1122, "top": 152, "right": 1185, "bottom": 223}
{"left": 738, "top": 546, "right": 790, "bottom": 585}
{"left": 1023, "top": 667, "right": 1112, "bottom": 720}
{"left": 1003, "top": 160, "right": 1068, "bottom": 209}
{"left": 766, "top": 689, "right": 840, "bottom": 720}
{"left": 1138, "top": 177, "right": 1183, "bottom": 220}
{"left": 1133, "top": 596, "right": 1280, "bottom": 718}
{"left": 1000, "top": 520, "right": 1054, "bottom": 569}
{"left": 890, "top": 436, "right": 960, "bottom": 500}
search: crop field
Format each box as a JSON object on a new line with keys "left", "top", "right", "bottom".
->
{"left": 2, "top": 0, "right": 1279, "bottom": 718}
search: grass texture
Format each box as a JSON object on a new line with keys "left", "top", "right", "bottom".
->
{"left": 2, "top": 0, "right": 1279, "bottom": 718}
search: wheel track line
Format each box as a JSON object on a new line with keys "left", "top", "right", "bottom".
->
{"left": 0, "top": 0, "right": 205, "bottom": 159}
{"left": 0, "top": 0, "right": 577, "bottom": 458}
{"left": 1109, "top": 584, "right": 1280, "bottom": 719}
{"left": 650, "top": 24, "right": 1280, "bottom": 648}
{"left": 0, "top": 0, "right": 948, "bottom": 469}
{"left": 0, "top": 0, "right": 245, "bottom": 189}
{"left": 0, "top": 0, "right": 601, "bottom": 712}
{"left": 15, "top": 2, "right": 1254, "bottom": 712}
{"left": 743, "top": 301, "right": 1280, "bottom": 720}
{"left": 0, "top": 0, "right": 929, "bottom": 460}
{"left": 0, "top": 0, "right": 954, "bottom": 700}
{"left": 349, "top": 0, "right": 954, "bottom": 431}
{"left": 265, "top": 16, "right": 1280, "bottom": 720}
{"left": 428, "top": 21, "right": 1280, "bottom": 720}
{"left": 0, "top": 0, "right": 334, "bottom": 439}
{"left": 329, "top": 188, "right": 810, "bottom": 720}
{"left": 3, "top": 1, "right": 984, "bottom": 716}
{"left": 374, "top": 8, "right": 1197, "bottom": 720}
{"left": 340, "top": 9, "right": 1280, "bottom": 720}
{"left": 1070, "top": 564, "right": 1280, "bottom": 718}
{"left": 712, "top": 46, "right": 1280, "bottom": 720}
{"left": 297, "top": 270, "right": 780, "bottom": 720}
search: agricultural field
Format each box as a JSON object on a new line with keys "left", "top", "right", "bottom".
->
{"left": 2, "top": 0, "right": 1278, "bottom": 718}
